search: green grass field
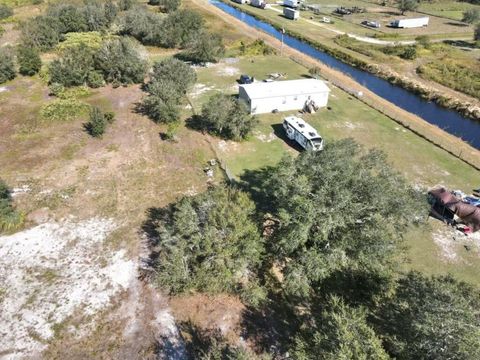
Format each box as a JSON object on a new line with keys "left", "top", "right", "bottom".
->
{"left": 189, "top": 54, "right": 480, "bottom": 285}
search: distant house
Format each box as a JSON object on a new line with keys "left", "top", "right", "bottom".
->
{"left": 390, "top": 17, "right": 429, "bottom": 28}
{"left": 238, "top": 79, "right": 330, "bottom": 114}
{"left": 250, "top": 0, "right": 265, "bottom": 8}
{"left": 283, "top": 7, "right": 300, "bottom": 20}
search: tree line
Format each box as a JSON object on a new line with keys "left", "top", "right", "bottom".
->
{"left": 146, "top": 139, "right": 480, "bottom": 359}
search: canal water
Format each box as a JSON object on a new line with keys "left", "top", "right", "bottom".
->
{"left": 211, "top": 0, "right": 480, "bottom": 150}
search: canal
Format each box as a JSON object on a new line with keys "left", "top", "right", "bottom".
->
{"left": 211, "top": 0, "right": 480, "bottom": 150}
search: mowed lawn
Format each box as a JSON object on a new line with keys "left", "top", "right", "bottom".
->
{"left": 189, "top": 54, "right": 480, "bottom": 285}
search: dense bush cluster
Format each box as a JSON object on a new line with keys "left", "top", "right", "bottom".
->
{"left": 142, "top": 57, "right": 196, "bottom": 124}
{"left": 0, "top": 4, "right": 13, "bottom": 20}
{"left": 0, "top": 179, "right": 23, "bottom": 233}
{"left": 0, "top": 47, "right": 16, "bottom": 84}
{"left": 194, "top": 93, "right": 257, "bottom": 140}
{"left": 152, "top": 186, "right": 265, "bottom": 304}
{"left": 17, "top": 46, "right": 42, "bottom": 76}
{"left": 49, "top": 38, "right": 147, "bottom": 87}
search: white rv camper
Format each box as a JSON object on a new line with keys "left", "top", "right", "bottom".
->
{"left": 390, "top": 17, "right": 429, "bottom": 28}
{"left": 283, "top": 116, "right": 324, "bottom": 151}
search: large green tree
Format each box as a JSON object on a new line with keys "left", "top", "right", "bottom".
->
{"left": 47, "top": 4, "right": 88, "bottom": 33}
{"left": 142, "top": 57, "right": 196, "bottom": 123}
{"left": 181, "top": 31, "right": 225, "bottom": 64}
{"left": 21, "top": 16, "right": 62, "bottom": 51}
{"left": 49, "top": 44, "right": 95, "bottom": 87}
{"left": 373, "top": 272, "right": 480, "bottom": 360}
{"left": 197, "top": 93, "right": 257, "bottom": 140}
{"left": 292, "top": 296, "right": 390, "bottom": 360}
{"left": 462, "top": 8, "right": 480, "bottom": 24}
{"left": 255, "top": 139, "right": 426, "bottom": 298}
{"left": 397, "top": 0, "right": 419, "bottom": 15}
{"left": 152, "top": 186, "right": 265, "bottom": 303}
{"left": 94, "top": 37, "right": 147, "bottom": 85}
{"left": 161, "top": 9, "right": 204, "bottom": 48}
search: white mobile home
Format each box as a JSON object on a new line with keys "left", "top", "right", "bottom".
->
{"left": 390, "top": 17, "right": 429, "bottom": 28}
{"left": 239, "top": 79, "right": 330, "bottom": 115}
{"left": 283, "top": 7, "right": 300, "bottom": 20}
{"left": 283, "top": 0, "right": 300, "bottom": 8}
{"left": 283, "top": 116, "right": 324, "bottom": 151}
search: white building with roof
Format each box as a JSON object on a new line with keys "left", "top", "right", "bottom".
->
{"left": 238, "top": 79, "right": 330, "bottom": 114}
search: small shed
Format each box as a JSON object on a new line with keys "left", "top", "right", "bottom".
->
{"left": 283, "top": 7, "right": 300, "bottom": 20}
{"left": 239, "top": 79, "right": 330, "bottom": 114}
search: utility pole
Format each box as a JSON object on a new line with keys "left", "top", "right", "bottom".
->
{"left": 281, "top": 28, "right": 285, "bottom": 56}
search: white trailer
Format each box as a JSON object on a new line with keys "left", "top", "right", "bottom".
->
{"left": 390, "top": 17, "right": 429, "bottom": 28}
{"left": 283, "top": 7, "right": 300, "bottom": 20}
{"left": 232, "top": 0, "right": 248, "bottom": 4}
{"left": 283, "top": 0, "right": 300, "bottom": 8}
{"left": 283, "top": 116, "right": 324, "bottom": 151}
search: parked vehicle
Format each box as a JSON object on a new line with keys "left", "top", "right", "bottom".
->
{"left": 239, "top": 74, "right": 254, "bottom": 84}
{"left": 283, "top": 116, "right": 324, "bottom": 151}
{"left": 362, "top": 20, "right": 380, "bottom": 28}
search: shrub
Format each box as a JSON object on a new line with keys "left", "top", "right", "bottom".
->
{"left": 400, "top": 45, "right": 417, "bottom": 60}
{"left": 86, "top": 106, "right": 106, "bottom": 137}
{"left": 0, "top": 47, "right": 16, "bottom": 84}
{"left": 94, "top": 37, "right": 147, "bottom": 85}
{"left": 118, "top": 0, "right": 135, "bottom": 11}
{"left": 142, "top": 94, "right": 180, "bottom": 124}
{"left": 196, "top": 93, "right": 257, "bottom": 140}
{"left": 153, "top": 186, "right": 265, "bottom": 303}
{"left": 17, "top": 46, "right": 42, "bottom": 76}
{"left": 116, "top": 8, "right": 165, "bottom": 46}
{"left": 86, "top": 70, "right": 104, "bottom": 88}
{"left": 415, "top": 35, "right": 430, "bottom": 49}
{"left": 475, "top": 23, "right": 480, "bottom": 42}
{"left": 0, "top": 4, "right": 13, "bottom": 20}
{"left": 239, "top": 39, "right": 275, "bottom": 56}
{"left": 0, "top": 179, "right": 24, "bottom": 234}
{"left": 397, "top": 0, "right": 419, "bottom": 15}
{"left": 82, "top": 3, "right": 108, "bottom": 31}
{"left": 181, "top": 31, "right": 225, "bottom": 64}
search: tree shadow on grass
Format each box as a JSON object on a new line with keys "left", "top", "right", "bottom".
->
{"left": 240, "top": 291, "right": 302, "bottom": 356}
{"left": 443, "top": 39, "right": 477, "bottom": 49}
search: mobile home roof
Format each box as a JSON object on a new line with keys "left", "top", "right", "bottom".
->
{"left": 240, "top": 79, "right": 330, "bottom": 100}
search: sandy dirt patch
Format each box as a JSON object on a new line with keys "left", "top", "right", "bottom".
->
{"left": 0, "top": 218, "right": 135, "bottom": 359}
{"left": 432, "top": 227, "right": 480, "bottom": 263}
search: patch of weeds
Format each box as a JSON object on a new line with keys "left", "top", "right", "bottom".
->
{"left": 36, "top": 186, "right": 77, "bottom": 210}
{"left": 35, "top": 268, "right": 59, "bottom": 285}
{"left": 0, "top": 287, "right": 6, "bottom": 304}
{"left": 60, "top": 143, "right": 81, "bottom": 160}
{"left": 106, "top": 143, "right": 119, "bottom": 152}
{"left": 77, "top": 165, "right": 89, "bottom": 178}
{"left": 40, "top": 99, "right": 90, "bottom": 122}
{"left": 27, "top": 328, "right": 46, "bottom": 344}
